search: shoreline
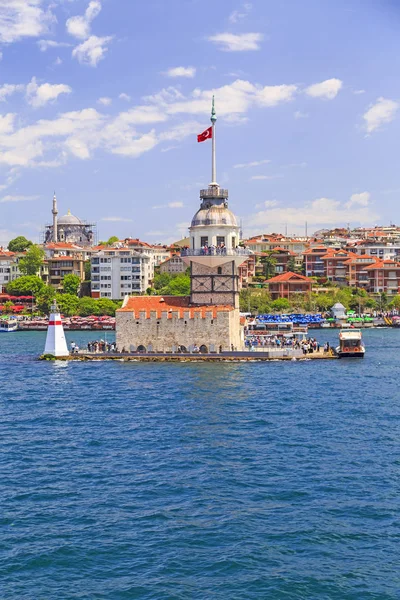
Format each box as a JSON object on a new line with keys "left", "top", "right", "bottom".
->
{"left": 40, "top": 350, "right": 337, "bottom": 362}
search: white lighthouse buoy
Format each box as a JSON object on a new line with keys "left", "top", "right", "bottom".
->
{"left": 44, "top": 301, "right": 69, "bottom": 357}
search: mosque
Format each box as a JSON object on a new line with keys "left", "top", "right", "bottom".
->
{"left": 44, "top": 194, "right": 96, "bottom": 246}
{"left": 116, "top": 99, "right": 251, "bottom": 353}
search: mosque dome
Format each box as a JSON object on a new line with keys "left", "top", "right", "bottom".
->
{"left": 58, "top": 210, "right": 82, "bottom": 225}
{"left": 191, "top": 205, "right": 238, "bottom": 228}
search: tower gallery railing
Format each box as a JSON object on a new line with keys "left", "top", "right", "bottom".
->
{"left": 181, "top": 248, "right": 252, "bottom": 257}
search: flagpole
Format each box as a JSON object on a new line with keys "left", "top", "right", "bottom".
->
{"left": 211, "top": 95, "right": 217, "bottom": 185}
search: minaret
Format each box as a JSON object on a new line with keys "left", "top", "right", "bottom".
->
{"left": 52, "top": 192, "right": 58, "bottom": 243}
{"left": 44, "top": 301, "right": 69, "bottom": 357}
{"left": 182, "top": 98, "right": 249, "bottom": 307}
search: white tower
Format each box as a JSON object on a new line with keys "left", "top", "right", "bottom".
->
{"left": 182, "top": 98, "right": 250, "bottom": 307}
{"left": 44, "top": 301, "right": 69, "bottom": 357}
{"left": 52, "top": 192, "right": 58, "bottom": 243}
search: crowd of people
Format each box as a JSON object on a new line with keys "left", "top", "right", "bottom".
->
{"left": 245, "top": 334, "right": 331, "bottom": 354}
{"left": 70, "top": 340, "right": 116, "bottom": 353}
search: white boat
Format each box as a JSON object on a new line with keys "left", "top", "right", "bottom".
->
{"left": 0, "top": 319, "right": 18, "bottom": 332}
{"left": 336, "top": 328, "right": 365, "bottom": 358}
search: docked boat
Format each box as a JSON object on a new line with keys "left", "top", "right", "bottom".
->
{"left": 336, "top": 328, "right": 365, "bottom": 358}
{"left": 0, "top": 319, "right": 18, "bottom": 332}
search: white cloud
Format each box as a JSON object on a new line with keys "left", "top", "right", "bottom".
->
{"left": 72, "top": 35, "right": 113, "bottom": 66}
{"left": 234, "top": 158, "right": 270, "bottom": 168}
{"left": 305, "top": 78, "right": 343, "bottom": 100}
{"left": 163, "top": 66, "right": 196, "bottom": 78}
{"left": 66, "top": 0, "right": 102, "bottom": 40}
{"left": 26, "top": 77, "right": 72, "bottom": 108}
{"left": 346, "top": 192, "right": 370, "bottom": 208}
{"left": 255, "top": 199, "right": 278, "bottom": 209}
{"left": 0, "top": 194, "right": 39, "bottom": 203}
{"left": 363, "top": 97, "right": 399, "bottom": 133}
{"left": 152, "top": 201, "right": 184, "bottom": 209}
{"left": 101, "top": 216, "right": 132, "bottom": 222}
{"left": 38, "top": 39, "right": 72, "bottom": 52}
{"left": 0, "top": 0, "right": 55, "bottom": 44}
{"left": 98, "top": 97, "right": 112, "bottom": 106}
{"left": 208, "top": 32, "right": 263, "bottom": 52}
{"left": 353, "top": 89, "right": 366, "bottom": 95}
{"left": 294, "top": 110, "right": 308, "bottom": 119}
{"left": 229, "top": 3, "right": 252, "bottom": 23}
{"left": 250, "top": 174, "right": 282, "bottom": 180}
{"left": 119, "top": 93, "right": 131, "bottom": 102}
{"left": 245, "top": 196, "right": 378, "bottom": 235}
{"left": 0, "top": 83, "right": 24, "bottom": 102}
{"left": 54, "top": 57, "right": 62, "bottom": 66}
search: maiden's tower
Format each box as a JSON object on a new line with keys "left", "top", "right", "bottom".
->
{"left": 116, "top": 99, "right": 250, "bottom": 353}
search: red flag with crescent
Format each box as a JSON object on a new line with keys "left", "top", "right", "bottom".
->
{"left": 197, "top": 126, "right": 212, "bottom": 142}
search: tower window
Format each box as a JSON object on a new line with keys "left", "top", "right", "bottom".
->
{"left": 201, "top": 236, "right": 209, "bottom": 247}
{"left": 217, "top": 236, "right": 225, "bottom": 246}
{"left": 217, "top": 267, "right": 222, "bottom": 274}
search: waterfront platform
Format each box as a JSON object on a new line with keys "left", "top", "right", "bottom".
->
{"left": 40, "top": 349, "right": 337, "bottom": 362}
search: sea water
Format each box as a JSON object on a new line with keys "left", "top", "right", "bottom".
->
{"left": 1, "top": 329, "right": 400, "bottom": 599}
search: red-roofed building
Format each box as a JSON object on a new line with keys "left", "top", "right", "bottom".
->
{"left": 265, "top": 272, "right": 312, "bottom": 299}
{"left": 320, "top": 249, "right": 355, "bottom": 285}
{"left": 342, "top": 255, "right": 378, "bottom": 288}
{"left": 364, "top": 260, "right": 400, "bottom": 295}
{"left": 303, "top": 246, "right": 327, "bottom": 278}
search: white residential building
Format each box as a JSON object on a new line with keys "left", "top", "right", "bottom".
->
{"left": 90, "top": 248, "right": 151, "bottom": 299}
{"left": 0, "top": 250, "right": 22, "bottom": 292}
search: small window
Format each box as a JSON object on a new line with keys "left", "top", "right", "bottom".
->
{"left": 217, "top": 267, "right": 222, "bottom": 274}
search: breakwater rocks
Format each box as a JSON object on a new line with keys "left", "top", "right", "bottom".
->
{"left": 39, "top": 351, "right": 337, "bottom": 362}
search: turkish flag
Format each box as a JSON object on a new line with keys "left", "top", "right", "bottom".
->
{"left": 197, "top": 126, "right": 212, "bottom": 142}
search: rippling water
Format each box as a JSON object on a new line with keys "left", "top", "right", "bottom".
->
{"left": 1, "top": 329, "right": 400, "bottom": 599}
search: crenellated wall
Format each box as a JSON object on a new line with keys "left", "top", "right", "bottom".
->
{"left": 116, "top": 308, "right": 243, "bottom": 353}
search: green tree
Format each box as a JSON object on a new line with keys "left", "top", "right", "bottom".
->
{"left": 62, "top": 273, "right": 81, "bottom": 296}
{"left": 97, "top": 298, "right": 118, "bottom": 316}
{"left": 84, "top": 261, "right": 91, "bottom": 281}
{"left": 78, "top": 297, "right": 100, "bottom": 316}
{"left": 239, "top": 289, "right": 271, "bottom": 314}
{"left": 7, "top": 275, "right": 45, "bottom": 296}
{"left": 3, "top": 300, "right": 14, "bottom": 313}
{"left": 98, "top": 236, "right": 119, "bottom": 246}
{"left": 18, "top": 245, "right": 45, "bottom": 276}
{"left": 271, "top": 297, "right": 291, "bottom": 312}
{"left": 8, "top": 236, "right": 33, "bottom": 253}
{"left": 55, "top": 293, "right": 80, "bottom": 317}
{"left": 260, "top": 252, "right": 277, "bottom": 280}
{"left": 287, "top": 256, "right": 299, "bottom": 273}
{"left": 36, "top": 286, "right": 56, "bottom": 315}
{"left": 164, "top": 274, "right": 191, "bottom": 296}
{"left": 153, "top": 272, "right": 172, "bottom": 290}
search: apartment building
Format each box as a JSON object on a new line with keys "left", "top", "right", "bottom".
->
{"left": 0, "top": 249, "right": 21, "bottom": 292}
{"left": 91, "top": 247, "right": 151, "bottom": 299}
{"left": 44, "top": 243, "right": 87, "bottom": 290}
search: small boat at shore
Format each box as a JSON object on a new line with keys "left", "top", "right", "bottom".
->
{"left": 336, "top": 329, "right": 365, "bottom": 358}
{"left": 0, "top": 319, "right": 18, "bottom": 332}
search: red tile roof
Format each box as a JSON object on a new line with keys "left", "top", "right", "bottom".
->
{"left": 117, "top": 295, "right": 235, "bottom": 318}
{"left": 45, "top": 242, "right": 83, "bottom": 249}
{"left": 364, "top": 260, "right": 400, "bottom": 270}
{"left": 265, "top": 271, "right": 313, "bottom": 283}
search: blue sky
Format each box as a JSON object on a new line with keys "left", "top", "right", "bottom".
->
{"left": 0, "top": 0, "right": 400, "bottom": 245}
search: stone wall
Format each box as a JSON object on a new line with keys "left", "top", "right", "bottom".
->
{"left": 116, "top": 308, "right": 243, "bottom": 353}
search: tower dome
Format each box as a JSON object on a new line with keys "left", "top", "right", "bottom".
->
{"left": 191, "top": 205, "right": 238, "bottom": 228}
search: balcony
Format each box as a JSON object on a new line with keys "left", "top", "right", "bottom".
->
{"left": 200, "top": 187, "right": 228, "bottom": 199}
{"left": 181, "top": 248, "right": 251, "bottom": 258}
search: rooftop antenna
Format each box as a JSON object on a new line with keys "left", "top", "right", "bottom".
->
{"left": 305, "top": 221, "right": 308, "bottom": 238}
{"left": 240, "top": 218, "right": 243, "bottom": 241}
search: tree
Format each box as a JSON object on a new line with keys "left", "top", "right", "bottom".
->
{"left": 153, "top": 272, "right": 172, "bottom": 290}
{"left": 260, "top": 252, "right": 277, "bottom": 280}
{"left": 271, "top": 298, "right": 291, "bottom": 312}
{"left": 97, "top": 298, "right": 118, "bottom": 316}
{"left": 3, "top": 300, "right": 14, "bottom": 313}
{"left": 7, "top": 275, "right": 45, "bottom": 296}
{"left": 8, "top": 236, "right": 32, "bottom": 253}
{"left": 164, "top": 274, "right": 191, "bottom": 296}
{"left": 98, "top": 236, "right": 119, "bottom": 246}
{"left": 287, "top": 256, "right": 298, "bottom": 273}
{"left": 63, "top": 274, "right": 81, "bottom": 296}
{"left": 18, "top": 245, "right": 45, "bottom": 276}
{"left": 239, "top": 289, "right": 271, "bottom": 314}
{"left": 36, "top": 286, "right": 56, "bottom": 315}
{"left": 84, "top": 261, "right": 91, "bottom": 281}
{"left": 55, "top": 293, "right": 80, "bottom": 317}
{"left": 78, "top": 297, "right": 100, "bottom": 316}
